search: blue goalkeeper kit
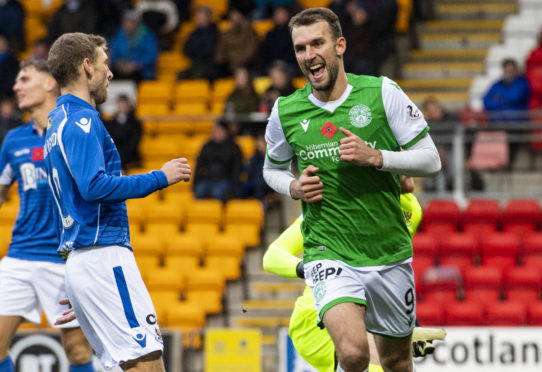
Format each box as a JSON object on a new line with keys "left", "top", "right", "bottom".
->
{"left": 44, "top": 94, "right": 168, "bottom": 253}
{"left": 0, "top": 122, "right": 63, "bottom": 262}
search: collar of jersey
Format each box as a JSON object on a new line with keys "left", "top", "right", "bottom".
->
{"left": 57, "top": 94, "right": 96, "bottom": 112}
{"left": 308, "top": 84, "right": 353, "bottom": 113}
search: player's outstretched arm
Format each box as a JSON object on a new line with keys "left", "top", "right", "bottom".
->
{"left": 160, "top": 157, "right": 191, "bottom": 185}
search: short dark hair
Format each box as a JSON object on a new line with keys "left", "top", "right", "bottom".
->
{"left": 20, "top": 59, "right": 50, "bottom": 74}
{"left": 288, "top": 7, "right": 342, "bottom": 40}
{"left": 48, "top": 33, "right": 107, "bottom": 88}
{"left": 502, "top": 58, "right": 518, "bottom": 69}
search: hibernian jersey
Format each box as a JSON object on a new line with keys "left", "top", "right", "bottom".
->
{"left": 0, "top": 122, "right": 63, "bottom": 262}
{"left": 265, "top": 74, "right": 429, "bottom": 267}
{"left": 44, "top": 94, "right": 168, "bottom": 252}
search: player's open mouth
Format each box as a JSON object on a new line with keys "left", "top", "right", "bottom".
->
{"left": 309, "top": 63, "right": 325, "bottom": 79}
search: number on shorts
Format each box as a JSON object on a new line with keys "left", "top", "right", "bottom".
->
{"left": 404, "top": 288, "right": 414, "bottom": 315}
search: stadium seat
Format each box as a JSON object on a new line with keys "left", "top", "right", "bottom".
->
{"left": 0, "top": 203, "right": 18, "bottom": 225}
{"left": 212, "top": 78, "right": 235, "bottom": 101}
{"left": 502, "top": 198, "right": 541, "bottom": 234}
{"left": 157, "top": 52, "right": 190, "bottom": 75}
{"left": 224, "top": 222, "right": 261, "bottom": 247}
{"left": 185, "top": 268, "right": 225, "bottom": 314}
{"left": 421, "top": 266, "right": 462, "bottom": 303}
{"left": 504, "top": 266, "right": 541, "bottom": 303}
{"left": 172, "top": 102, "right": 209, "bottom": 115}
{"left": 136, "top": 103, "right": 170, "bottom": 117}
{"left": 416, "top": 301, "right": 445, "bottom": 326}
{"left": 438, "top": 232, "right": 480, "bottom": 271}
{"left": 145, "top": 222, "right": 183, "bottom": 238}
{"left": 205, "top": 234, "right": 244, "bottom": 280}
{"left": 236, "top": 136, "right": 255, "bottom": 160}
{"left": 462, "top": 198, "right": 502, "bottom": 231}
{"left": 185, "top": 199, "right": 223, "bottom": 226}
{"left": 138, "top": 81, "right": 174, "bottom": 105}
{"left": 149, "top": 289, "right": 183, "bottom": 324}
{"left": 142, "top": 201, "right": 184, "bottom": 230}
{"left": 164, "top": 234, "right": 205, "bottom": 273}
{"left": 521, "top": 232, "right": 542, "bottom": 267}
{"left": 486, "top": 301, "right": 527, "bottom": 326}
{"left": 412, "top": 257, "right": 435, "bottom": 285}
{"left": 462, "top": 265, "right": 503, "bottom": 303}
{"left": 444, "top": 300, "right": 486, "bottom": 326}
{"left": 465, "top": 131, "right": 509, "bottom": 171}
{"left": 412, "top": 232, "right": 438, "bottom": 259}
{"left": 174, "top": 80, "right": 211, "bottom": 105}
{"left": 527, "top": 302, "right": 542, "bottom": 325}
{"left": 421, "top": 199, "right": 460, "bottom": 233}
{"left": 480, "top": 232, "right": 521, "bottom": 270}
{"left": 166, "top": 301, "right": 206, "bottom": 348}
{"left": 140, "top": 137, "right": 183, "bottom": 162}
{"left": 224, "top": 199, "right": 264, "bottom": 228}
{"left": 253, "top": 19, "right": 274, "bottom": 37}
{"left": 293, "top": 77, "right": 308, "bottom": 90}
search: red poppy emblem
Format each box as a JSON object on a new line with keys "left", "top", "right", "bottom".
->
{"left": 32, "top": 147, "right": 44, "bottom": 161}
{"left": 320, "top": 121, "right": 337, "bottom": 139}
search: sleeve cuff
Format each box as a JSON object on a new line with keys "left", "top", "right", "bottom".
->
{"left": 152, "top": 170, "right": 169, "bottom": 189}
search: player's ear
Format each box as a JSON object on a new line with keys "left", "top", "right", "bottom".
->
{"left": 82, "top": 58, "right": 93, "bottom": 79}
{"left": 335, "top": 37, "right": 346, "bottom": 57}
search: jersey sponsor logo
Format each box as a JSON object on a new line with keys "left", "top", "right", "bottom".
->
{"left": 32, "top": 147, "right": 44, "bottom": 161}
{"left": 310, "top": 262, "right": 343, "bottom": 283}
{"left": 75, "top": 117, "right": 92, "bottom": 133}
{"left": 14, "top": 148, "right": 30, "bottom": 157}
{"left": 320, "top": 121, "right": 337, "bottom": 139}
{"left": 133, "top": 333, "right": 147, "bottom": 348}
{"left": 299, "top": 141, "right": 340, "bottom": 162}
{"left": 20, "top": 163, "right": 48, "bottom": 191}
{"left": 300, "top": 119, "right": 310, "bottom": 133}
{"left": 349, "top": 104, "right": 372, "bottom": 128}
{"left": 407, "top": 105, "right": 421, "bottom": 120}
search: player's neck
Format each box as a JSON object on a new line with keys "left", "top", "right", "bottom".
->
{"left": 61, "top": 82, "right": 96, "bottom": 108}
{"left": 312, "top": 71, "right": 348, "bottom": 102}
{"left": 31, "top": 98, "right": 56, "bottom": 136}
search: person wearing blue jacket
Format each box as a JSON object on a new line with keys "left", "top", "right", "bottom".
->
{"left": 45, "top": 32, "right": 191, "bottom": 371}
{"left": 109, "top": 10, "right": 159, "bottom": 81}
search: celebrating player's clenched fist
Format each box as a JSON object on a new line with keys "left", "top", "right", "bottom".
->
{"left": 161, "top": 158, "right": 192, "bottom": 185}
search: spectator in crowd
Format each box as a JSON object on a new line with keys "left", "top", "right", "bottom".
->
{"left": 47, "top": 0, "right": 98, "bottom": 44}
{"left": 526, "top": 28, "right": 542, "bottom": 73}
{"left": 256, "top": 6, "right": 297, "bottom": 76}
{"left": 136, "top": 0, "right": 179, "bottom": 50}
{"left": 483, "top": 58, "right": 530, "bottom": 121}
{"left": 109, "top": 10, "right": 160, "bottom": 81}
{"left": 91, "top": 0, "right": 132, "bottom": 38}
{"left": 104, "top": 95, "right": 142, "bottom": 171}
{"left": 31, "top": 38, "right": 50, "bottom": 60}
{"left": 177, "top": 5, "right": 219, "bottom": 81}
{"left": 193, "top": 121, "right": 243, "bottom": 202}
{"left": 242, "top": 134, "right": 272, "bottom": 200}
{"left": 0, "top": 34, "right": 19, "bottom": 98}
{"left": 0, "top": 96, "right": 22, "bottom": 146}
{"left": 215, "top": 8, "right": 259, "bottom": 77}
{"left": 259, "top": 60, "right": 296, "bottom": 113}
{"left": 252, "top": 0, "right": 298, "bottom": 19}
{"left": 225, "top": 66, "right": 260, "bottom": 117}
{"left": 0, "top": 0, "right": 24, "bottom": 51}
{"left": 526, "top": 28, "right": 542, "bottom": 110}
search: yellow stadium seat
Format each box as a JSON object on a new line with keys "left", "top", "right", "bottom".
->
{"left": 131, "top": 233, "right": 166, "bottom": 256}
{"left": 146, "top": 267, "right": 186, "bottom": 291}
{"left": 136, "top": 103, "right": 170, "bottom": 117}
{"left": 253, "top": 19, "right": 274, "bottom": 38}
{"left": 24, "top": 16, "right": 47, "bottom": 46}
{"left": 174, "top": 80, "right": 211, "bottom": 105}
{"left": 182, "top": 135, "right": 210, "bottom": 161}
{"left": 298, "top": 0, "right": 332, "bottom": 8}
{"left": 144, "top": 201, "right": 184, "bottom": 228}
{"left": 145, "top": 222, "right": 183, "bottom": 237}
{"left": 140, "top": 137, "right": 182, "bottom": 162}
{"left": 192, "top": 0, "right": 228, "bottom": 20}
{"left": 191, "top": 121, "right": 214, "bottom": 136}
{"left": 236, "top": 135, "right": 255, "bottom": 160}
{"left": 205, "top": 234, "right": 244, "bottom": 280}
{"left": 254, "top": 77, "right": 271, "bottom": 95}
{"left": 21, "top": 0, "right": 63, "bottom": 16}
{"left": 212, "top": 78, "right": 234, "bottom": 101}
{"left": 149, "top": 290, "right": 182, "bottom": 324}
{"left": 185, "top": 199, "right": 223, "bottom": 225}
{"left": 172, "top": 102, "right": 209, "bottom": 115}
{"left": 184, "top": 223, "right": 220, "bottom": 244}
{"left": 138, "top": 81, "right": 174, "bottom": 105}
{"left": 157, "top": 52, "right": 190, "bottom": 74}
{"left": 166, "top": 301, "right": 206, "bottom": 348}
{"left": 211, "top": 101, "right": 225, "bottom": 115}
{"left": 164, "top": 234, "right": 205, "bottom": 272}
{"left": 0, "top": 203, "right": 18, "bottom": 225}
{"left": 293, "top": 77, "right": 308, "bottom": 90}
{"left": 224, "top": 222, "right": 261, "bottom": 247}
{"left": 224, "top": 199, "right": 264, "bottom": 228}
{"left": 185, "top": 268, "right": 224, "bottom": 314}
{"left": 148, "top": 121, "right": 193, "bottom": 136}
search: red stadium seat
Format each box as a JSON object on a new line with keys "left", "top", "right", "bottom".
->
{"left": 527, "top": 302, "right": 542, "bottom": 325}
{"left": 416, "top": 301, "right": 445, "bottom": 326}
{"left": 444, "top": 300, "right": 485, "bottom": 326}
{"left": 521, "top": 232, "right": 542, "bottom": 267}
{"left": 422, "top": 199, "right": 460, "bottom": 233}
{"left": 504, "top": 266, "right": 541, "bottom": 303}
{"left": 412, "top": 232, "right": 438, "bottom": 258}
{"left": 502, "top": 198, "right": 541, "bottom": 235}
{"left": 480, "top": 232, "right": 520, "bottom": 270}
{"left": 486, "top": 301, "right": 527, "bottom": 326}
{"left": 462, "top": 199, "right": 501, "bottom": 231}
{"left": 462, "top": 265, "right": 503, "bottom": 303}
{"left": 421, "top": 266, "right": 462, "bottom": 303}
{"left": 438, "top": 232, "right": 480, "bottom": 271}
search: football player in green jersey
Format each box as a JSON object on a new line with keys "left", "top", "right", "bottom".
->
{"left": 263, "top": 7, "right": 441, "bottom": 372}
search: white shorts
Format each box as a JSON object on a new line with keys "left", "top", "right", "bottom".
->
{"left": 65, "top": 246, "right": 163, "bottom": 369}
{"left": 0, "top": 256, "right": 79, "bottom": 328}
{"left": 304, "top": 259, "right": 416, "bottom": 338}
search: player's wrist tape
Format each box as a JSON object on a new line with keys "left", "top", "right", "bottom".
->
{"left": 296, "top": 261, "right": 305, "bottom": 279}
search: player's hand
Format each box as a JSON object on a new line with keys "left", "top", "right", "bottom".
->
{"left": 55, "top": 298, "right": 76, "bottom": 325}
{"left": 411, "top": 327, "right": 446, "bottom": 357}
{"left": 339, "top": 127, "right": 383, "bottom": 168}
{"left": 412, "top": 340, "right": 435, "bottom": 357}
{"left": 400, "top": 175, "right": 415, "bottom": 194}
{"left": 161, "top": 158, "right": 191, "bottom": 185}
{"left": 289, "top": 165, "right": 323, "bottom": 203}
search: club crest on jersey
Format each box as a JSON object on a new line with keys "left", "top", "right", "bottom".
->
{"left": 320, "top": 121, "right": 337, "bottom": 139}
{"left": 349, "top": 104, "right": 372, "bottom": 128}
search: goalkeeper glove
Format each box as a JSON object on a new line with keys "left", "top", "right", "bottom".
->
{"left": 296, "top": 261, "right": 305, "bottom": 279}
